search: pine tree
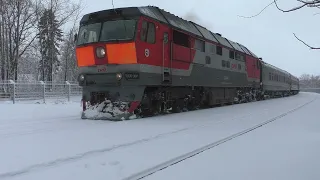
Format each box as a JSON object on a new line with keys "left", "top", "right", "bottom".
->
{"left": 60, "top": 28, "right": 78, "bottom": 82}
{"left": 38, "top": 8, "right": 63, "bottom": 82}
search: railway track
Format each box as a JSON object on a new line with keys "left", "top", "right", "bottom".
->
{"left": 123, "top": 97, "right": 316, "bottom": 180}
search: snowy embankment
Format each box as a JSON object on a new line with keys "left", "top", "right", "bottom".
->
{"left": 0, "top": 93, "right": 318, "bottom": 180}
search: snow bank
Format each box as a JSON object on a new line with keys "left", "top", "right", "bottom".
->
{"left": 82, "top": 100, "right": 136, "bottom": 120}
{"left": 83, "top": 100, "right": 118, "bottom": 119}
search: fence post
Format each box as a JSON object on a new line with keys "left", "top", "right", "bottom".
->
{"left": 66, "top": 81, "right": 71, "bottom": 102}
{"left": 9, "top": 80, "right": 15, "bottom": 104}
{"left": 40, "top": 81, "right": 46, "bottom": 103}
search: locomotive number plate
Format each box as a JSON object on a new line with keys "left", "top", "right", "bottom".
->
{"left": 97, "top": 65, "right": 107, "bottom": 72}
{"left": 124, "top": 72, "right": 140, "bottom": 80}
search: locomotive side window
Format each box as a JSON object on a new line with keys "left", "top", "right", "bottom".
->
{"left": 229, "top": 51, "right": 235, "bottom": 59}
{"left": 226, "top": 61, "right": 230, "bottom": 68}
{"left": 222, "top": 60, "right": 226, "bottom": 67}
{"left": 146, "top": 23, "right": 155, "bottom": 43}
{"left": 173, "top": 30, "right": 189, "bottom": 47}
{"left": 140, "top": 21, "right": 156, "bottom": 44}
{"left": 205, "top": 56, "right": 211, "bottom": 64}
{"left": 238, "top": 54, "right": 245, "bottom": 61}
{"left": 195, "top": 39, "right": 205, "bottom": 52}
{"left": 235, "top": 52, "right": 240, "bottom": 60}
{"left": 216, "top": 46, "right": 222, "bottom": 55}
{"left": 269, "top": 73, "right": 271, "bottom": 80}
{"left": 140, "top": 21, "right": 148, "bottom": 41}
{"left": 210, "top": 44, "right": 215, "bottom": 53}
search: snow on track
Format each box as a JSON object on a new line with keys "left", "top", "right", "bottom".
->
{"left": 0, "top": 93, "right": 317, "bottom": 180}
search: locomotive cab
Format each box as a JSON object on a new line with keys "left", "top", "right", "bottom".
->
{"left": 76, "top": 6, "right": 175, "bottom": 120}
{"left": 76, "top": 8, "right": 153, "bottom": 119}
{"left": 76, "top": 19, "right": 138, "bottom": 66}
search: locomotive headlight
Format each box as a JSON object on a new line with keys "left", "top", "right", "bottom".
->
{"left": 78, "top": 74, "right": 85, "bottom": 82}
{"left": 96, "top": 47, "right": 106, "bottom": 58}
{"left": 116, "top": 73, "right": 122, "bottom": 80}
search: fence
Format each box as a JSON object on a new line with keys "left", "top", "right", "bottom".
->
{"left": 301, "top": 88, "right": 320, "bottom": 94}
{"left": 0, "top": 80, "right": 82, "bottom": 103}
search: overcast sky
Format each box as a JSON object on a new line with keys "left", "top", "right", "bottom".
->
{"left": 77, "top": 0, "right": 320, "bottom": 77}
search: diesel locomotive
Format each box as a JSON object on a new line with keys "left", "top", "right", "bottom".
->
{"left": 75, "top": 6, "right": 300, "bottom": 120}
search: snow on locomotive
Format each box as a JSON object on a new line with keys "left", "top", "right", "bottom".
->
{"left": 75, "top": 6, "right": 299, "bottom": 120}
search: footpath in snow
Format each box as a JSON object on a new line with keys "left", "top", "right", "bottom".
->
{"left": 0, "top": 92, "right": 318, "bottom": 180}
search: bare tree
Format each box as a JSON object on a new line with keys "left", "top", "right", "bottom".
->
{"left": 0, "top": 0, "right": 82, "bottom": 82}
{"left": 60, "top": 27, "right": 79, "bottom": 82}
{"left": 300, "top": 73, "right": 320, "bottom": 88}
{"left": 239, "top": 0, "right": 320, "bottom": 50}
{"left": 0, "top": 0, "right": 39, "bottom": 80}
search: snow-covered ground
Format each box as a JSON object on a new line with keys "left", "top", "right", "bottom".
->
{"left": 0, "top": 92, "right": 318, "bottom": 180}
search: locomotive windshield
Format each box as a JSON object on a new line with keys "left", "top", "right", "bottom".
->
{"left": 77, "top": 20, "right": 137, "bottom": 45}
{"left": 100, "top": 20, "right": 136, "bottom": 42}
{"left": 77, "top": 23, "right": 101, "bottom": 45}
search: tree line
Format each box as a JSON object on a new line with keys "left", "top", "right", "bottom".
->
{"left": 0, "top": 0, "right": 81, "bottom": 83}
{"left": 299, "top": 74, "right": 320, "bottom": 89}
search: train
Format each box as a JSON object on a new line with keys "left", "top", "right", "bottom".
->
{"left": 75, "top": 6, "right": 300, "bottom": 120}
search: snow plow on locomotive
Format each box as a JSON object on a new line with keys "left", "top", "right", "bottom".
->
{"left": 75, "top": 6, "right": 299, "bottom": 120}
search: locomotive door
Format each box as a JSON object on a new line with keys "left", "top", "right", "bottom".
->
{"left": 252, "top": 59, "right": 256, "bottom": 78}
{"left": 162, "top": 32, "right": 172, "bottom": 83}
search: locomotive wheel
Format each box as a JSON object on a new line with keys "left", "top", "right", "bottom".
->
{"left": 172, "top": 99, "right": 184, "bottom": 113}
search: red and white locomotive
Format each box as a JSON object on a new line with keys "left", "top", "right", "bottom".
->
{"left": 75, "top": 6, "right": 299, "bottom": 120}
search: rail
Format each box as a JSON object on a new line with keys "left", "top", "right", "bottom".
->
{"left": 0, "top": 80, "right": 82, "bottom": 104}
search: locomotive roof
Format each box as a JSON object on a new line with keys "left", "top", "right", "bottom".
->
{"left": 80, "top": 6, "right": 259, "bottom": 58}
